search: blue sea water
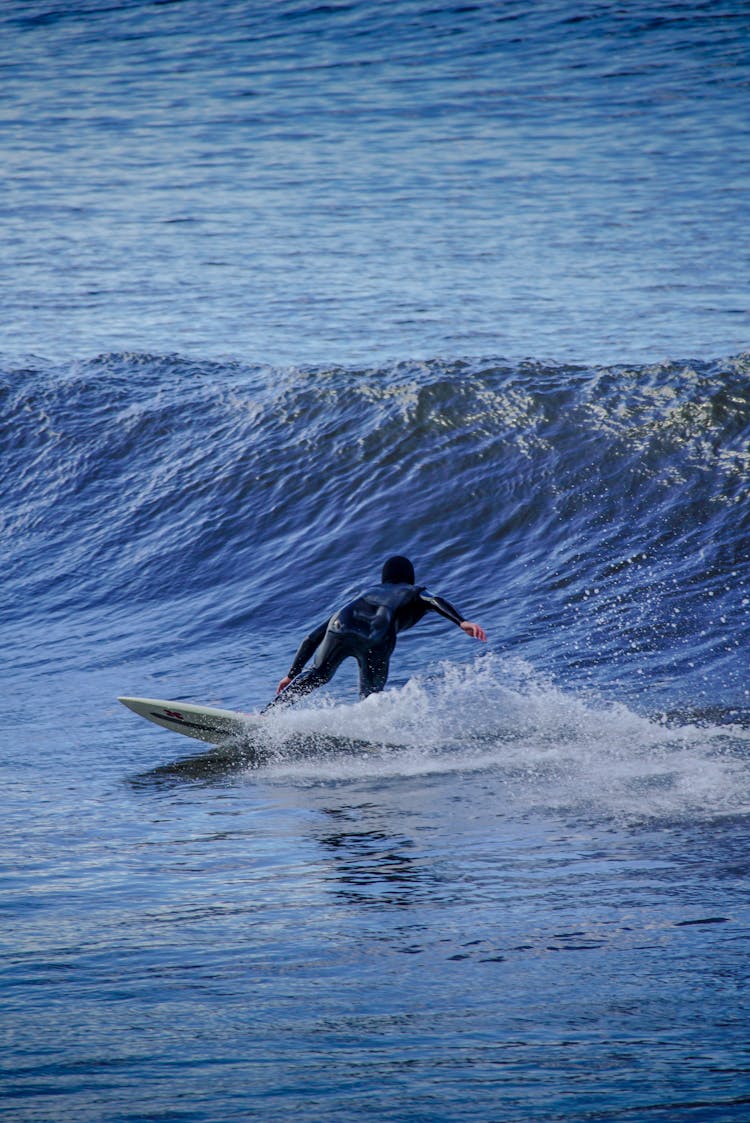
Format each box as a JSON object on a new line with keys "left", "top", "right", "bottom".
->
{"left": 2, "top": 2, "right": 750, "bottom": 1120}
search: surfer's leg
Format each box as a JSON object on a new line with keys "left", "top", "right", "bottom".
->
{"left": 357, "top": 641, "right": 392, "bottom": 698}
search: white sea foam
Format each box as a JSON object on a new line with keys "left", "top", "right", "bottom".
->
{"left": 255, "top": 654, "right": 750, "bottom": 824}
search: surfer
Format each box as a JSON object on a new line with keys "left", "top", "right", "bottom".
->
{"left": 265, "top": 555, "right": 487, "bottom": 710}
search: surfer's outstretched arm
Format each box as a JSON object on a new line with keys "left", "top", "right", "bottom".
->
{"left": 460, "top": 620, "right": 487, "bottom": 641}
{"left": 419, "top": 590, "right": 487, "bottom": 642}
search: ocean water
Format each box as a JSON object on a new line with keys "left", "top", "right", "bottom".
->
{"left": 2, "top": 2, "right": 750, "bottom": 1121}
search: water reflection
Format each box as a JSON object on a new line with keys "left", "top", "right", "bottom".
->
{"left": 128, "top": 732, "right": 375, "bottom": 789}
{"left": 315, "top": 805, "right": 435, "bottom": 908}
{"left": 128, "top": 742, "right": 263, "bottom": 788}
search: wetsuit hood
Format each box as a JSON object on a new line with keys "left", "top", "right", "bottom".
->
{"left": 381, "top": 555, "right": 415, "bottom": 585}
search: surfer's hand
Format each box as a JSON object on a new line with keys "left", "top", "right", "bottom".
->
{"left": 276, "top": 675, "right": 292, "bottom": 694}
{"left": 461, "top": 621, "right": 487, "bottom": 642}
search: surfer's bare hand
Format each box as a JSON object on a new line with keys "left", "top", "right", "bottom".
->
{"left": 461, "top": 621, "right": 487, "bottom": 642}
{"left": 276, "top": 675, "right": 292, "bottom": 694}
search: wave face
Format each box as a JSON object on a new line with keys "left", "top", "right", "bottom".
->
{"left": 4, "top": 352, "right": 748, "bottom": 717}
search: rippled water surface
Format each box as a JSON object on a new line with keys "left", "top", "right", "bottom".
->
{"left": 3, "top": 2, "right": 750, "bottom": 1120}
{"left": 2, "top": 0, "right": 748, "bottom": 365}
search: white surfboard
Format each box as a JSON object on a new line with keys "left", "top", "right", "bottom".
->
{"left": 118, "top": 696, "right": 258, "bottom": 744}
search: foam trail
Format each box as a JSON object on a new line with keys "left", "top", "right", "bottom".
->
{"left": 255, "top": 656, "right": 750, "bottom": 824}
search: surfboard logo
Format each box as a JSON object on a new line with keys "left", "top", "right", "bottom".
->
{"left": 152, "top": 709, "right": 212, "bottom": 732}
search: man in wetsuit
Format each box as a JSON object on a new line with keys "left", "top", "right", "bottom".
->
{"left": 266, "top": 555, "right": 487, "bottom": 710}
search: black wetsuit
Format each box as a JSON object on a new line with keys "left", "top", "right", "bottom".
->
{"left": 269, "top": 582, "right": 466, "bottom": 708}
